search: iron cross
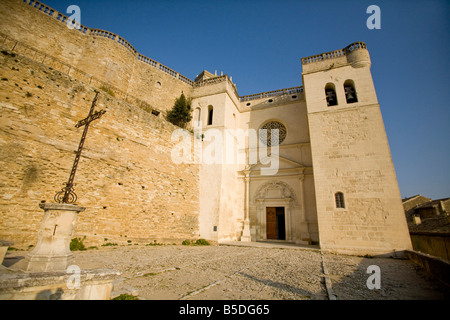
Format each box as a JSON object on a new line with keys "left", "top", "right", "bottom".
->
{"left": 55, "top": 92, "right": 106, "bottom": 203}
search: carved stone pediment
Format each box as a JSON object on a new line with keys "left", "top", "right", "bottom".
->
{"left": 254, "top": 181, "right": 297, "bottom": 204}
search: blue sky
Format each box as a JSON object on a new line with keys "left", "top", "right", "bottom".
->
{"left": 43, "top": 0, "right": 450, "bottom": 200}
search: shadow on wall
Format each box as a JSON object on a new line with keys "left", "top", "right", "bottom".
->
{"left": 35, "top": 288, "right": 64, "bottom": 300}
{"left": 322, "top": 253, "right": 450, "bottom": 300}
{"left": 2, "top": 255, "right": 24, "bottom": 268}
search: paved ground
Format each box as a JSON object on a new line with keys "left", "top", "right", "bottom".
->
{"left": 4, "top": 242, "right": 449, "bottom": 300}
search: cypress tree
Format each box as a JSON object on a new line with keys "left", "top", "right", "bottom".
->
{"left": 166, "top": 93, "right": 192, "bottom": 128}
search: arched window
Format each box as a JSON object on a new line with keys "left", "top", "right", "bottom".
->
{"left": 207, "top": 105, "right": 213, "bottom": 125}
{"left": 325, "top": 83, "right": 338, "bottom": 106}
{"left": 344, "top": 80, "right": 358, "bottom": 104}
{"left": 335, "top": 192, "right": 345, "bottom": 209}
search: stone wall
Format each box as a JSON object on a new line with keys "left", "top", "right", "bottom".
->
{"left": 302, "top": 45, "right": 412, "bottom": 255}
{"left": 307, "top": 103, "right": 412, "bottom": 254}
{"left": 0, "top": 48, "right": 200, "bottom": 247}
{"left": 0, "top": 0, "right": 194, "bottom": 114}
{"left": 410, "top": 232, "right": 450, "bottom": 261}
{"left": 406, "top": 250, "right": 450, "bottom": 286}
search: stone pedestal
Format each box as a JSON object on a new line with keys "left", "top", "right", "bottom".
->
{"left": 0, "top": 269, "right": 121, "bottom": 300}
{"left": 22, "top": 203, "right": 85, "bottom": 272}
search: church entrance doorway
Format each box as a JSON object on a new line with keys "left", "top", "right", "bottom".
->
{"left": 266, "top": 207, "right": 285, "bottom": 240}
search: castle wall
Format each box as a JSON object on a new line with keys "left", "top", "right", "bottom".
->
{"left": 0, "top": 49, "right": 200, "bottom": 247}
{"left": 127, "top": 59, "right": 193, "bottom": 114}
{"left": 0, "top": 0, "right": 193, "bottom": 114}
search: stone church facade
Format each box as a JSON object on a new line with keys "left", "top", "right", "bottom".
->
{"left": 0, "top": 0, "right": 412, "bottom": 256}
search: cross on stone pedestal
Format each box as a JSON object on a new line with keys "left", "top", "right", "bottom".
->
{"left": 54, "top": 92, "right": 106, "bottom": 203}
{"left": 21, "top": 93, "right": 106, "bottom": 273}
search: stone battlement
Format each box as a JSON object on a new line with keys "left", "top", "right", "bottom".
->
{"left": 301, "top": 41, "right": 371, "bottom": 73}
{"left": 301, "top": 41, "right": 367, "bottom": 65}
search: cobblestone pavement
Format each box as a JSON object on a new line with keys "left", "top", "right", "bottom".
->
{"left": 4, "top": 243, "right": 449, "bottom": 300}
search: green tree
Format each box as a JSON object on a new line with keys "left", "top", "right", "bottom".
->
{"left": 166, "top": 93, "right": 192, "bottom": 128}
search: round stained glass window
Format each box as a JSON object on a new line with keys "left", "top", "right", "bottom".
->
{"left": 259, "top": 121, "right": 287, "bottom": 146}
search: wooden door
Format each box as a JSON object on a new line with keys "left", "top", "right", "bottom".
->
{"left": 266, "top": 207, "right": 277, "bottom": 239}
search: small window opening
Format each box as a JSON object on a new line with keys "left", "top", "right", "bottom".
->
{"left": 335, "top": 192, "right": 345, "bottom": 209}
{"left": 207, "top": 106, "right": 213, "bottom": 125}
{"left": 344, "top": 80, "right": 358, "bottom": 104}
{"left": 325, "top": 83, "right": 338, "bottom": 106}
{"left": 151, "top": 110, "right": 160, "bottom": 116}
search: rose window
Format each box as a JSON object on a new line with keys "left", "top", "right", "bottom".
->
{"left": 259, "top": 121, "right": 287, "bottom": 146}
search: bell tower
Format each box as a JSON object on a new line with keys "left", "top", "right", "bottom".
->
{"left": 302, "top": 42, "right": 412, "bottom": 256}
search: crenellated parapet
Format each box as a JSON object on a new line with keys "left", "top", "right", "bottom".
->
{"left": 301, "top": 42, "right": 367, "bottom": 65}
{"left": 301, "top": 42, "right": 371, "bottom": 73}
